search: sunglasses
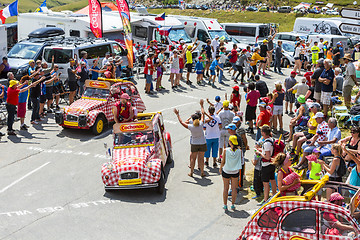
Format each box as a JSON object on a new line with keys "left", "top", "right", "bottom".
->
{"left": 351, "top": 131, "right": 357, "bottom": 134}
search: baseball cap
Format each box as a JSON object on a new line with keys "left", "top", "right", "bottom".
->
{"left": 105, "top": 52, "right": 110, "bottom": 55}
{"left": 263, "top": 39, "right": 268, "bottom": 43}
{"left": 232, "top": 85, "right": 240, "bottom": 91}
{"left": 9, "top": 80, "right": 19, "bottom": 88}
{"left": 108, "top": 57, "right": 113, "bottom": 62}
{"left": 297, "top": 95, "right": 306, "bottom": 104}
{"left": 314, "top": 112, "right": 324, "bottom": 118}
{"left": 258, "top": 102, "right": 266, "bottom": 108}
{"left": 310, "top": 102, "right": 321, "bottom": 109}
{"left": 180, "top": 40, "right": 185, "bottom": 44}
{"left": 232, "top": 116, "right": 241, "bottom": 123}
{"left": 215, "top": 96, "right": 221, "bottom": 101}
{"left": 336, "top": 41, "right": 342, "bottom": 46}
{"left": 120, "top": 93, "right": 130, "bottom": 100}
{"left": 198, "top": 56, "right": 203, "bottom": 60}
{"left": 242, "top": 49, "right": 247, "bottom": 53}
{"left": 215, "top": 35, "right": 219, "bottom": 39}
{"left": 223, "top": 100, "right": 230, "bottom": 107}
{"left": 329, "top": 192, "right": 344, "bottom": 202}
{"left": 29, "top": 60, "right": 35, "bottom": 64}
{"left": 229, "top": 135, "right": 238, "bottom": 145}
{"left": 301, "top": 78, "right": 306, "bottom": 83}
{"left": 225, "top": 123, "right": 237, "bottom": 130}
{"left": 290, "top": 71, "right": 297, "bottom": 75}
{"left": 187, "top": 45, "right": 192, "bottom": 49}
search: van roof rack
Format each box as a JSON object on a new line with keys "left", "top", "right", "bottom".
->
{"left": 20, "top": 36, "right": 110, "bottom": 47}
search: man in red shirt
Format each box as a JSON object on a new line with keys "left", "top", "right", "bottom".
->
{"left": 112, "top": 93, "right": 134, "bottom": 123}
{"left": 256, "top": 102, "right": 271, "bottom": 141}
{"left": 227, "top": 44, "right": 238, "bottom": 80}
{"left": 144, "top": 53, "right": 155, "bottom": 94}
{"left": 6, "top": 80, "right": 37, "bottom": 135}
{"left": 177, "top": 39, "right": 186, "bottom": 81}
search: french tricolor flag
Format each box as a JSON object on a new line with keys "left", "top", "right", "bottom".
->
{"left": 155, "top": 12, "right": 165, "bottom": 21}
{"left": 157, "top": 26, "right": 172, "bottom": 36}
{"left": 0, "top": 0, "right": 18, "bottom": 24}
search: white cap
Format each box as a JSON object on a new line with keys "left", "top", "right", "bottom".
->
{"left": 301, "top": 78, "right": 306, "bottom": 83}
{"left": 314, "top": 112, "right": 324, "bottom": 118}
{"left": 180, "top": 40, "right": 185, "bottom": 44}
{"left": 108, "top": 57, "right": 113, "bottom": 62}
{"left": 215, "top": 35, "right": 219, "bottom": 39}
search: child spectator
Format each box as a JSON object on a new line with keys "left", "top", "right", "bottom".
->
{"left": 245, "top": 83, "right": 260, "bottom": 134}
{"left": 307, "top": 148, "right": 322, "bottom": 200}
{"left": 90, "top": 59, "right": 100, "bottom": 80}
{"left": 207, "top": 95, "right": 223, "bottom": 114}
{"left": 230, "top": 86, "right": 241, "bottom": 112}
{"left": 156, "top": 47, "right": 166, "bottom": 91}
{"left": 195, "top": 57, "right": 204, "bottom": 85}
{"left": 144, "top": 53, "right": 155, "bottom": 94}
{"left": 252, "top": 138, "right": 264, "bottom": 199}
{"left": 304, "top": 64, "right": 313, "bottom": 87}
{"left": 218, "top": 46, "right": 227, "bottom": 84}
{"left": 209, "top": 55, "right": 222, "bottom": 87}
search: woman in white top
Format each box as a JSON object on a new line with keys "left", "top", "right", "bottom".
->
{"left": 174, "top": 99, "right": 212, "bottom": 177}
{"left": 169, "top": 50, "right": 181, "bottom": 89}
{"left": 293, "top": 41, "right": 302, "bottom": 75}
{"left": 220, "top": 135, "right": 243, "bottom": 210}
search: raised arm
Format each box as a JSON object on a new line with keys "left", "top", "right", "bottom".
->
{"left": 174, "top": 108, "right": 188, "bottom": 129}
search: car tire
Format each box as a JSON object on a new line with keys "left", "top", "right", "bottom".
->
{"left": 91, "top": 115, "right": 105, "bottom": 135}
{"left": 105, "top": 188, "right": 114, "bottom": 193}
{"left": 156, "top": 169, "right": 165, "bottom": 194}
{"left": 166, "top": 148, "right": 173, "bottom": 164}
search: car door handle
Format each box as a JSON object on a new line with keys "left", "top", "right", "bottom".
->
{"left": 59, "top": 67, "right": 64, "bottom": 69}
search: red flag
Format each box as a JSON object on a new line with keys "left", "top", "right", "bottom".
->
{"left": 116, "top": 0, "right": 134, "bottom": 68}
{"left": 88, "top": 0, "right": 102, "bottom": 38}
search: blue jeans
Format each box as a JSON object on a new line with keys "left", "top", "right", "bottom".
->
{"left": 30, "top": 97, "right": 40, "bottom": 122}
{"left": 302, "top": 143, "right": 316, "bottom": 153}
{"left": 205, "top": 138, "right": 219, "bottom": 158}
{"left": 256, "top": 128, "right": 262, "bottom": 141}
{"left": 274, "top": 57, "right": 281, "bottom": 72}
{"left": 218, "top": 63, "right": 224, "bottom": 82}
{"left": 78, "top": 81, "right": 85, "bottom": 96}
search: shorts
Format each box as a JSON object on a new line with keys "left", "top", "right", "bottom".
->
{"left": 321, "top": 91, "right": 332, "bottom": 105}
{"left": 245, "top": 105, "right": 257, "bottom": 121}
{"left": 186, "top": 63, "right": 193, "bottom": 72}
{"left": 17, "top": 102, "right": 26, "bottom": 118}
{"left": 259, "top": 60, "right": 266, "bottom": 63}
{"left": 314, "top": 91, "right": 321, "bottom": 101}
{"left": 261, "top": 164, "right": 275, "bottom": 182}
{"left": 219, "top": 130, "right": 230, "bottom": 148}
{"left": 343, "top": 85, "right": 353, "bottom": 99}
{"left": 312, "top": 58, "right": 318, "bottom": 65}
{"left": 222, "top": 170, "right": 240, "bottom": 179}
{"left": 302, "top": 143, "right": 316, "bottom": 153}
{"left": 179, "top": 68, "right": 184, "bottom": 73}
{"left": 273, "top": 105, "right": 283, "bottom": 115}
{"left": 294, "top": 57, "right": 300, "bottom": 60}
{"left": 305, "top": 132, "right": 314, "bottom": 139}
{"left": 285, "top": 91, "right": 295, "bottom": 103}
{"left": 40, "top": 95, "right": 46, "bottom": 104}
{"left": 145, "top": 74, "right": 152, "bottom": 84}
{"left": 191, "top": 143, "right": 207, "bottom": 153}
{"left": 68, "top": 81, "right": 78, "bottom": 92}
{"left": 45, "top": 86, "right": 53, "bottom": 100}
{"left": 329, "top": 176, "right": 342, "bottom": 182}
{"left": 156, "top": 67, "right": 163, "bottom": 78}
{"left": 210, "top": 69, "right": 216, "bottom": 76}
{"left": 171, "top": 68, "right": 179, "bottom": 74}
{"left": 196, "top": 71, "right": 203, "bottom": 75}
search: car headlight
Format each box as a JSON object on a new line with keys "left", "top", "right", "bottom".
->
{"left": 16, "top": 65, "right": 28, "bottom": 75}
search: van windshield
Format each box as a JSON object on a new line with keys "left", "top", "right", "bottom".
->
{"left": 44, "top": 49, "right": 72, "bottom": 64}
{"left": 8, "top": 43, "right": 42, "bottom": 59}
{"left": 208, "top": 30, "right": 231, "bottom": 41}
{"left": 282, "top": 42, "right": 295, "bottom": 52}
{"left": 169, "top": 29, "right": 192, "bottom": 43}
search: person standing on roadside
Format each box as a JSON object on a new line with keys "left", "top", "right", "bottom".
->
{"left": 311, "top": 58, "right": 325, "bottom": 103}
{"left": 269, "top": 82, "right": 285, "bottom": 133}
{"left": 274, "top": 40, "right": 283, "bottom": 74}
{"left": 218, "top": 100, "right": 235, "bottom": 160}
{"left": 227, "top": 44, "right": 238, "bottom": 80}
{"left": 211, "top": 35, "right": 220, "bottom": 60}
{"left": 255, "top": 75, "right": 269, "bottom": 98}
{"left": 18, "top": 76, "right": 31, "bottom": 131}
{"left": 186, "top": 41, "right": 199, "bottom": 85}
{"left": 68, "top": 58, "right": 79, "bottom": 104}
{"left": 144, "top": 53, "right": 155, "bottom": 94}
{"left": 204, "top": 39, "right": 212, "bottom": 78}
{"left": 342, "top": 54, "right": 358, "bottom": 109}
{"left": 256, "top": 102, "right": 271, "bottom": 141}
{"left": 333, "top": 42, "right": 341, "bottom": 67}
{"left": 318, "top": 38, "right": 324, "bottom": 59}
{"left": 284, "top": 71, "right": 297, "bottom": 115}
{"left": 169, "top": 50, "right": 180, "bottom": 89}
{"left": 204, "top": 106, "right": 222, "bottom": 168}
{"left": 245, "top": 83, "right": 261, "bottom": 134}
{"left": 266, "top": 31, "right": 276, "bottom": 70}
{"left": 177, "top": 40, "right": 186, "bottom": 81}
{"left": 311, "top": 41, "right": 321, "bottom": 71}
{"left": 318, "top": 59, "right": 334, "bottom": 117}
{"left": 218, "top": 46, "right": 227, "bottom": 84}
{"left": 259, "top": 39, "right": 268, "bottom": 75}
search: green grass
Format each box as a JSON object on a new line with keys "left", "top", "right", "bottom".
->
{"left": 148, "top": 9, "right": 338, "bottom": 32}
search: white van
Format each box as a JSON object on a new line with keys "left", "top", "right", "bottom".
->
{"left": 293, "top": 17, "right": 355, "bottom": 36}
{"left": 169, "top": 15, "right": 237, "bottom": 51}
{"left": 0, "top": 25, "right": 7, "bottom": 58}
{"left": 222, "top": 22, "right": 271, "bottom": 44}
{"left": 42, "top": 38, "right": 127, "bottom": 82}
{"left": 307, "top": 34, "right": 350, "bottom": 50}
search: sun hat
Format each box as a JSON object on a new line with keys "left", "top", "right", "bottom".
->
{"left": 232, "top": 85, "right": 240, "bottom": 91}
{"left": 310, "top": 102, "right": 321, "bottom": 109}
{"left": 232, "top": 116, "right": 241, "bottom": 123}
{"left": 306, "top": 154, "right": 318, "bottom": 162}
{"left": 297, "top": 95, "right": 306, "bottom": 104}
{"left": 9, "top": 80, "right": 19, "bottom": 88}
{"left": 223, "top": 100, "right": 230, "bottom": 107}
{"left": 120, "top": 93, "right": 130, "bottom": 100}
{"left": 342, "top": 53, "right": 353, "bottom": 61}
{"left": 229, "top": 135, "right": 238, "bottom": 145}
{"left": 314, "top": 112, "right": 324, "bottom": 118}
{"left": 225, "top": 123, "right": 237, "bottom": 130}
{"left": 329, "top": 192, "right": 344, "bottom": 202}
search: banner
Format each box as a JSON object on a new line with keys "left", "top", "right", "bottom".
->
{"left": 116, "top": 0, "right": 134, "bottom": 68}
{"left": 88, "top": 0, "right": 102, "bottom": 38}
{"left": 35, "top": 0, "right": 46, "bottom": 12}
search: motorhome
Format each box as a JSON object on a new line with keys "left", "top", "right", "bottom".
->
{"left": 169, "top": 15, "right": 237, "bottom": 51}
{"left": 0, "top": 25, "right": 7, "bottom": 58}
{"left": 222, "top": 22, "right": 272, "bottom": 44}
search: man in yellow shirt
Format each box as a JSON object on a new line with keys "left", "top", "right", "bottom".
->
{"left": 290, "top": 102, "right": 320, "bottom": 160}
{"left": 185, "top": 40, "right": 199, "bottom": 85}
{"left": 250, "top": 47, "right": 265, "bottom": 80}
{"left": 311, "top": 41, "right": 321, "bottom": 65}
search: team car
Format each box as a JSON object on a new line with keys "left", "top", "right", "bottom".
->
{"left": 239, "top": 175, "right": 360, "bottom": 240}
{"left": 55, "top": 78, "right": 146, "bottom": 135}
{"left": 101, "top": 112, "right": 173, "bottom": 194}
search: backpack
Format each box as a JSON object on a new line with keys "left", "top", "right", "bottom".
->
{"left": 336, "top": 156, "right": 347, "bottom": 177}
{"left": 349, "top": 104, "right": 360, "bottom": 115}
{"left": 262, "top": 137, "right": 285, "bottom": 162}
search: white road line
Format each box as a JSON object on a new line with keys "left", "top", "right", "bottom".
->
{"left": 164, "top": 120, "right": 177, "bottom": 125}
{"left": 178, "top": 93, "right": 202, "bottom": 100}
{"left": 0, "top": 162, "right": 50, "bottom": 193}
{"left": 159, "top": 101, "right": 196, "bottom": 112}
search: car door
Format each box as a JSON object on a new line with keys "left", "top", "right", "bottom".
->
{"left": 153, "top": 119, "right": 166, "bottom": 165}
{"left": 278, "top": 208, "right": 317, "bottom": 240}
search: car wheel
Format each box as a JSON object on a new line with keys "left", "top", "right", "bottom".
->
{"left": 91, "top": 115, "right": 105, "bottom": 135}
{"left": 166, "top": 148, "right": 173, "bottom": 164}
{"left": 282, "top": 58, "right": 290, "bottom": 68}
{"left": 156, "top": 169, "right": 165, "bottom": 194}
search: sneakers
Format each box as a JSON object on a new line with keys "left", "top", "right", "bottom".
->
{"left": 47, "top": 109, "right": 53, "bottom": 113}
{"left": 211, "top": 83, "right": 215, "bottom": 87}
{"left": 289, "top": 111, "right": 294, "bottom": 115}
{"left": 0, "top": 132, "right": 5, "bottom": 137}
{"left": 8, "top": 130, "right": 16, "bottom": 135}
{"left": 257, "top": 199, "right": 265, "bottom": 206}
{"left": 252, "top": 195, "right": 261, "bottom": 199}
{"left": 279, "top": 71, "right": 284, "bottom": 75}
{"left": 223, "top": 205, "right": 228, "bottom": 210}
{"left": 285, "top": 110, "right": 289, "bottom": 114}
{"left": 20, "top": 125, "right": 28, "bottom": 130}
{"left": 230, "top": 205, "right": 235, "bottom": 210}
{"left": 31, "top": 121, "right": 39, "bottom": 125}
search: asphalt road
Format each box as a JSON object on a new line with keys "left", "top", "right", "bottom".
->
{"left": 0, "top": 67, "right": 294, "bottom": 240}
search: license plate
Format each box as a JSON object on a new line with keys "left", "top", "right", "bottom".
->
{"left": 118, "top": 178, "right": 142, "bottom": 185}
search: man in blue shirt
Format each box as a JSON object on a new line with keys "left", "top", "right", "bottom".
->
{"left": 209, "top": 55, "right": 223, "bottom": 87}
{"left": 319, "top": 59, "right": 334, "bottom": 117}
{"left": 317, "top": 118, "right": 341, "bottom": 159}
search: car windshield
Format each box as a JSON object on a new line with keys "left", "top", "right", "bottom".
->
{"left": 208, "top": 30, "right": 232, "bottom": 41}
{"left": 83, "top": 87, "right": 110, "bottom": 99}
{"left": 169, "top": 28, "right": 192, "bottom": 43}
{"left": 114, "top": 130, "right": 155, "bottom": 145}
{"left": 282, "top": 43, "right": 295, "bottom": 52}
{"left": 8, "top": 43, "right": 42, "bottom": 59}
{"left": 44, "top": 48, "right": 72, "bottom": 64}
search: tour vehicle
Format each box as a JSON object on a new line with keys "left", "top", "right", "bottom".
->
{"left": 239, "top": 175, "right": 360, "bottom": 240}
{"left": 293, "top": 17, "right": 355, "bottom": 36}
{"left": 55, "top": 78, "right": 145, "bottom": 135}
{"left": 101, "top": 112, "right": 173, "bottom": 194}
{"left": 274, "top": 32, "right": 308, "bottom": 43}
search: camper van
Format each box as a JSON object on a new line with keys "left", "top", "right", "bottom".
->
{"left": 293, "top": 17, "right": 355, "bottom": 36}
{"left": 307, "top": 34, "right": 350, "bottom": 50}
{"left": 222, "top": 22, "right": 272, "bottom": 44}
{"left": 169, "top": 15, "right": 237, "bottom": 51}
{"left": 0, "top": 25, "right": 7, "bottom": 58}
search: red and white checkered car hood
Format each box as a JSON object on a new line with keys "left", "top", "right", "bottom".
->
{"left": 64, "top": 99, "right": 106, "bottom": 116}
{"left": 101, "top": 147, "right": 162, "bottom": 186}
